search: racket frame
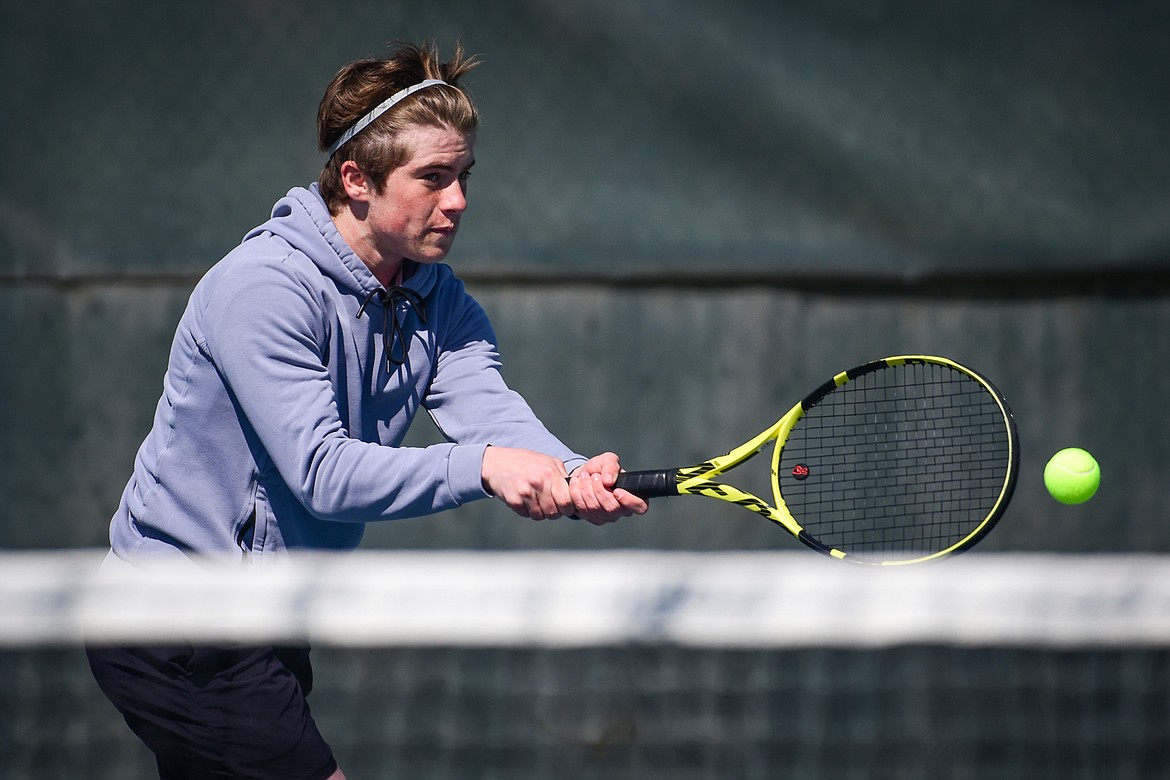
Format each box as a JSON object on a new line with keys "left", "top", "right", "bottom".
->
{"left": 615, "top": 355, "right": 1019, "bottom": 565}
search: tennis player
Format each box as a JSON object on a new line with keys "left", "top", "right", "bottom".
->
{"left": 87, "top": 41, "right": 647, "bottom": 780}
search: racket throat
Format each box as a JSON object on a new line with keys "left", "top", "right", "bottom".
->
{"left": 797, "top": 531, "right": 847, "bottom": 559}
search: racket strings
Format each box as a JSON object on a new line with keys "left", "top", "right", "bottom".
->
{"left": 778, "top": 362, "right": 1012, "bottom": 562}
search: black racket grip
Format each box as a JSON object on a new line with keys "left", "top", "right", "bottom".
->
{"left": 613, "top": 469, "right": 679, "bottom": 499}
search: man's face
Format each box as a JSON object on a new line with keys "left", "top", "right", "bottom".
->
{"left": 365, "top": 125, "right": 476, "bottom": 266}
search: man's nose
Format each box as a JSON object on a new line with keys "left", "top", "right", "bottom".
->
{"left": 440, "top": 180, "right": 467, "bottom": 213}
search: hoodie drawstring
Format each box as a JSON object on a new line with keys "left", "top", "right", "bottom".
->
{"left": 356, "top": 286, "right": 428, "bottom": 371}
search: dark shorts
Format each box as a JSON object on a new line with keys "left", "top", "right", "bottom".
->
{"left": 86, "top": 643, "right": 338, "bottom": 780}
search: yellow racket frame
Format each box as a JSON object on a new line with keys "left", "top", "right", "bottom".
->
{"left": 652, "top": 355, "right": 1018, "bottom": 565}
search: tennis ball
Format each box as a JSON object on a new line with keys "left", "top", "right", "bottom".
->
{"left": 1043, "top": 448, "right": 1100, "bottom": 505}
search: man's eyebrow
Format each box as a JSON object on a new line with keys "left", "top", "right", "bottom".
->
{"left": 415, "top": 158, "right": 476, "bottom": 172}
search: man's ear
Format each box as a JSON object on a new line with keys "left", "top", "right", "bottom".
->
{"left": 339, "top": 160, "right": 370, "bottom": 202}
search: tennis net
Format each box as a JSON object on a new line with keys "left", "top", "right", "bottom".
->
{"left": 3, "top": 550, "right": 1169, "bottom": 779}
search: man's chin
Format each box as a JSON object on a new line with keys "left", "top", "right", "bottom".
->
{"left": 413, "top": 243, "right": 455, "bottom": 265}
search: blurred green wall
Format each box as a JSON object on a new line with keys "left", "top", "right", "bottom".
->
{"left": 3, "top": 0, "right": 1168, "bottom": 552}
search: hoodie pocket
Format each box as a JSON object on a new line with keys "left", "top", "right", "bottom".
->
{"left": 236, "top": 491, "right": 273, "bottom": 560}
{"left": 244, "top": 493, "right": 276, "bottom": 562}
{"left": 236, "top": 509, "right": 256, "bottom": 557}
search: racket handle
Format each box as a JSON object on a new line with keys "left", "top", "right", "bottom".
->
{"left": 613, "top": 469, "right": 679, "bottom": 499}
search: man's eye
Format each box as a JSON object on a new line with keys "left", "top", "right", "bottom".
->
{"left": 458, "top": 171, "right": 472, "bottom": 182}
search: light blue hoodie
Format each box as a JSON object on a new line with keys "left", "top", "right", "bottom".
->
{"left": 107, "top": 185, "right": 585, "bottom": 568}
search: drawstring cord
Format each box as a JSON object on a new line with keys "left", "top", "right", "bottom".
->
{"left": 356, "top": 286, "right": 428, "bottom": 371}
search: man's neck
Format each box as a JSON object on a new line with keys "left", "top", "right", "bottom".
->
{"left": 331, "top": 209, "right": 403, "bottom": 288}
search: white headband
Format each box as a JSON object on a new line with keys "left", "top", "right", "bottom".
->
{"left": 326, "top": 78, "right": 449, "bottom": 158}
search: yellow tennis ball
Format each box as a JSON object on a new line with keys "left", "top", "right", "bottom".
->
{"left": 1043, "top": 448, "right": 1100, "bottom": 504}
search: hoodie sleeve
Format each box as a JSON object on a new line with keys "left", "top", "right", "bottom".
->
{"left": 422, "top": 284, "right": 588, "bottom": 474}
{"left": 201, "top": 257, "right": 490, "bottom": 522}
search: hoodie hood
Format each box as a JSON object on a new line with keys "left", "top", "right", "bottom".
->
{"left": 242, "top": 184, "right": 439, "bottom": 301}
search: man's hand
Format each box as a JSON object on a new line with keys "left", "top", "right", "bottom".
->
{"left": 567, "top": 452, "right": 649, "bottom": 525}
{"left": 481, "top": 446, "right": 574, "bottom": 520}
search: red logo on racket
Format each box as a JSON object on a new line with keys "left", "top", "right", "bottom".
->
{"left": 792, "top": 464, "right": 810, "bottom": 480}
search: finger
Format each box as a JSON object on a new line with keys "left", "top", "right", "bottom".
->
{"left": 589, "top": 472, "right": 623, "bottom": 513}
{"left": 526, "top": 499, "right": 557, "bottom": 521}
{"left": 565, "top": 476, "right": 596, "bottom": 524}
{"left": 568, "top": 472, "right": 597, "bottom": 511}
{"left": 613, "top": 488, "right": 649, "bottom": 515}
{"left": 549, "top": 474, "right": 575, "bottom": 518}
{"left": 599, "top": 453, "right": 622, "bottom": 486}
{"left": 582, "top": 476, "right": 632, "bottom": 525}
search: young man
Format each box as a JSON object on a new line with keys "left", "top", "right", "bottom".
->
{"left": 87, "top": 42, "right": 647, "bottom": 779}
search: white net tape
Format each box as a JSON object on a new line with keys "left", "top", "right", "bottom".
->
{"left": 4, "top": 550, "right": 1170, "bottom": 648}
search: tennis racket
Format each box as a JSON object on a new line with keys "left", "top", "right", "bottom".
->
{"left": 616, "top": 355, "right": 1019, "bottom": 565}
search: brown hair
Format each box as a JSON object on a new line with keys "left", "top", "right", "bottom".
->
{"left": 316, "top": 41, "right": 481, "bottom": 214}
